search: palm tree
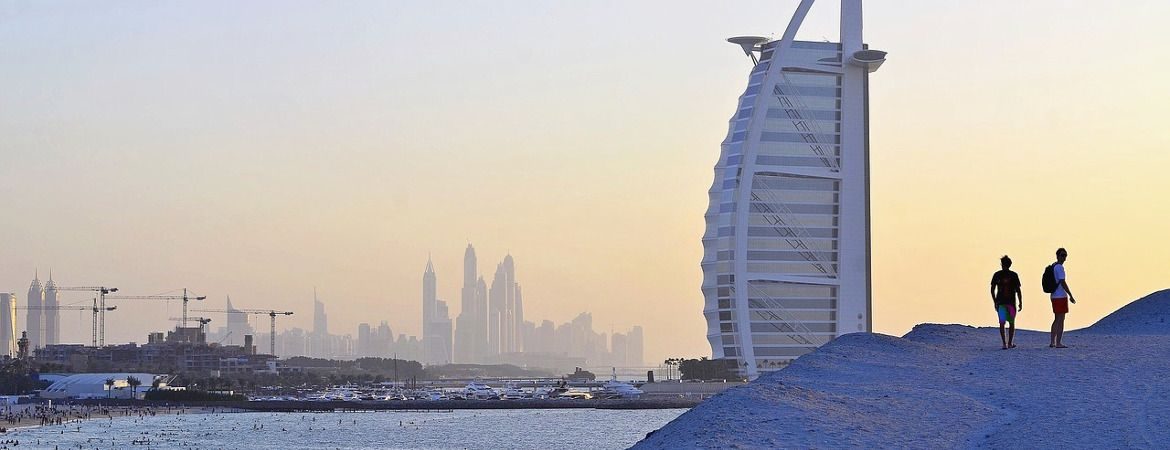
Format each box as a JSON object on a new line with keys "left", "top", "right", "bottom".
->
{"left": 104, "top": 378, "right": 116, "bottom": 399}
{"left": 126, "top": 376, "right": 142, "bottom": 399}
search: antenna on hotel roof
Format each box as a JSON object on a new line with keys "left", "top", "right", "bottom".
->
{"left": 727, "top": 36, "right": 769, "bottom": 64}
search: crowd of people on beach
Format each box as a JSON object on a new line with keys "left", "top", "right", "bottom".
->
{"left": 989, "top": 247, "right": 1080, "bottom": 349}
{"left": 1, "top": 404, "right": 177, "bottom": 432}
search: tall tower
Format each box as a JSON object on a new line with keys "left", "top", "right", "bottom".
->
{"left": 44, "top": 272, "right": 59, "bottom": 345}
{"left": 421, "top": 255, "right": 440, "bottom": 364}
{"left": 422, "top": 256, "right": 436, "bottom": 327}
{"left": 432, "top": 299, "right": 453, "bottom": 364}
{"left": 26, "top": 272, "right": 44, "bottom": 349}
{"left": 224, "top": 296, "right": 253, "bottom": 345}
{"left": 454, "top": 244, "right": 479, "bottom": 363}
{"left": 628, "top": 325, "right": 644, "bottom": 367}
{"left": 474, "top": 276, "right": 487, "bottom": 359}
{"left": 0, "top": 293, "right": 17, "bottom": 356}
{"left": 514, "top": 283, "right": 524, "bottom": 352}
{"left": 502, "top": 254, "right": 516, "bottom": 353}
{"left": 701, "top": 0, "right": 886, "bottom": 378}
{"left": 313, "top": 292, "right": 328, "bottom": 336}
{"left": 312, "top": 290, "right": 328, "bottom": 357}
{"left": 487, "top": 263, "right": 504, "bottom": 356}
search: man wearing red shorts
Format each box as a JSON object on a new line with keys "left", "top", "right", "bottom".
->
{"left": 1050, "top": 248, "right": 1076, "bottom": 348}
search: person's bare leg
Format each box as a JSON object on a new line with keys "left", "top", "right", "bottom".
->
{"left": 1055, "top": 313, "right": 1067, "bottom": 347}
{"left": 1000, "top": 322, "right": 1007, "bottom": 349}
{"left": 1008, "top": 322, "right": 1016, "bottom": 348}
{"left": 1053, "top": 315, "right": 1062, "bottom": 345}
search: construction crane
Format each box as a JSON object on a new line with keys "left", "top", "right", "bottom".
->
{"left": 168, "top": 316, "right": 211, "bottom": 334}
{"left": 51, "top": 286, "right": 117, "bottom": 346}
{"left": 19, "top": 299, "right": 116, "bottom": 347}
{"left": 192, "top": 308, "right": 293, "bottom": 356}
{"left": 107, "top": 288, "right": 207, "bottom": 329}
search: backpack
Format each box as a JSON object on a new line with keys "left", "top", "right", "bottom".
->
{"left": 1041, "top": 264, "right": 1058, "bottom": 293}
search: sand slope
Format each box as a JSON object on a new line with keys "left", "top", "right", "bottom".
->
{"left": 634, "top": 290, "right": 1170, "bottom": 449}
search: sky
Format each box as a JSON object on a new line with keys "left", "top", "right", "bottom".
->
{"left": 2, "top": 1, "right": 1169, "bottom": 365}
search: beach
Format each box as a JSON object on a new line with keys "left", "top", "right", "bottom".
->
{"left": 1, "top": 403, "right": 202, "bottom": 432}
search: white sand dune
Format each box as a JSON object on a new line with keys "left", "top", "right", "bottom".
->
{"left": 634, "top": 290, "right": 1170, "bottom": 449}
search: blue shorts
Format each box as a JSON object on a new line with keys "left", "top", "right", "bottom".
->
{"left": 996, "top": 304, "right": 1017, "bottom": 325}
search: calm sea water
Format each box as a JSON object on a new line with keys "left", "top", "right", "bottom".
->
{"left": 6, "top": 408, "right": 685, "bottom": 449}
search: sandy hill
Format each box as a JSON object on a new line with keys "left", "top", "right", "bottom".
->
{"left": 634, "top": 290, "right": 1170, "bottom": 449}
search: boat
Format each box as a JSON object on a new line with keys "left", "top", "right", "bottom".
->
{"left": 595, "top": 369, "right": 644, "bottom": 399}
{"left": 423, "top": 389, "right": 449, "bottom": 401}
{"left": 556, "top": 390, "right": 593, "bottom": 400}
{"left": 499, "top": 382, "right": 526, "bottom": 400}
{"left": 462, "top": 380, "right": 498, "bottom": 400}
{"left": 533, "top": 380, "right": 570, "bottom": 399}
{"left": 310, "top": 387, "right": 362, "bottom": 402}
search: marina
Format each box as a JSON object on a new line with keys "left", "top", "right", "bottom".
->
{"left": 235, "top": 371, "right": 733, "bottom": 406}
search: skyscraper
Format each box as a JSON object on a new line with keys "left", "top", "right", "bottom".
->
{"left": 503, "top": 254, "right": 515, "bottom": 352}
{"left": 611, "top": 332, "right": 628, "bottom": 366}
{"left": 433, "top": 299, "right": 453, "bottom": 364}
{"left": 422, "top": 256, "right": 452, "bottom": 365}
{"left": 486, "top": 254, "right": 520, "bottom": 357}
{"left": 376, "top": 321, "right": 393, "bottom": 356}
{"left": 422, "top": 256, "right": 436, "bottom": 346}
{"left": 26, "top": 272, "right": 43, "bottom": 349}
{"left": 357, "top": 323, "right": 372, "bottom": 357}
{"left": 312, "top": 291, "right": 329, "bottom": 358}
{"left": 474, "top": 276, "right": 487, "bottom": 359}
{"left": 0, "top": 293, "right": 17, "bottom": 357}
{"left": 514, "top": 283, "right": 524, "bottom": 352}
{"left": 43, "top": 272, "right": 59, "bottom": 345}
{"left": 313, "top": 294, "right": 327, "bottom": 336}
{"left": 225, "top": 296, "right": 253, "bottom": 345}
{"left": 701, "top": 0, "right": 885, "bottom": 378}
{"left": 454, "top": 244, "right": 480, "bottom": 363}
{"left": 627, "top": 325, "right": 644, "bottom": 367}
{"left": 487, "top": 262, "right": 504, "bottom": 356}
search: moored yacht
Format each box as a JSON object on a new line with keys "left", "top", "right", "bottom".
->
{"left": 499, "top": 381, "right": 526, "bottom": 400}
{"left": 462, "top": 380, "right": 498, "bottom": 400}
{"left": 596, "top": 369, "right": 644, "bottom": 399}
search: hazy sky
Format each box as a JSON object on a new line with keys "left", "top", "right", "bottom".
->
{"left": 2, "top": 1, "right": 1169, "bottom": 364}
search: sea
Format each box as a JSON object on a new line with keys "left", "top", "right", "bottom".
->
{"left": 4, "top": 408, "right": 685, "bottom": 449}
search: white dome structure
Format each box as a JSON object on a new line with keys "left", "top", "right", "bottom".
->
{"left": 40, "top": 373, "right": 162, "bottom": 399}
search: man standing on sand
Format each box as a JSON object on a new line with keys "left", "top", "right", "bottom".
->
{"left": 990, "top": 255, "right": 1023, "bottom": 349}
{"left": 1050, "top": 248, "right": 1076, "bottom": 348}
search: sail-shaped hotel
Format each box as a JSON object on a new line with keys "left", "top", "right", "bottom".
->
{"left": 702, "top": 0, "right": 885, "bottom": 378}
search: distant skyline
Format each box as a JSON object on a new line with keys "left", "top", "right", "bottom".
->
{"left": 3, "top": 1, "right": 1170, "bottom": 364}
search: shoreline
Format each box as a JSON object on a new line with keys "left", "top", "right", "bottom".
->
{"left": 218, "top": 397, "right": 701, "bottom": 412}
{"left": 1, "top": 404, "right": 215, "bottom": 435}
{"left": 0, "top": 396, "right": 700, "bottom": 436}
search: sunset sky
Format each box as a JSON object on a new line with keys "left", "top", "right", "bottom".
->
{"left": 2, "top": 1, "right": 1168, "bottom": 364}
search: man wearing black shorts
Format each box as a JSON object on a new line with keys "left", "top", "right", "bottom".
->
{"left": 990, "top": 255, "right": 1023, "bottom": 349}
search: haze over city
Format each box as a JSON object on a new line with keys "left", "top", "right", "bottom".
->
{"left": 3, "top": 0, "right": 1170, "bottom": 366}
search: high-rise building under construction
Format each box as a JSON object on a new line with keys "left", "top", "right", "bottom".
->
{"left": 701, "top": 0, "right": 885, "bottom": 378}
